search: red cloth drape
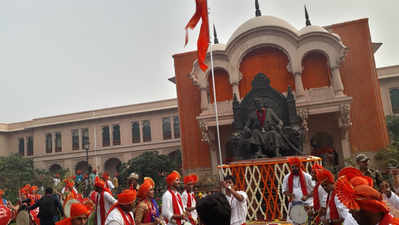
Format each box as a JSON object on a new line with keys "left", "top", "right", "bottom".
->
{"left": 168, "top": 189, "right": 183, "bottom": 225}
{"left": 327, "top": 191, "right": 339, "bottom": 220}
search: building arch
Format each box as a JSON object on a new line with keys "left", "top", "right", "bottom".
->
{"left": 104, "top": 158, "right": 122, "bottom": 176}
{"left": 49, "top": 164, "right": 63, "bottom": 174}
{"left": 207, "top": 68, "right": 233, "bottom": 103}
{"left": 301, "top": 50, "right": 332, "bottom": 89}
{"left": 75, "top": 161, "right": 90, "bottom": 174}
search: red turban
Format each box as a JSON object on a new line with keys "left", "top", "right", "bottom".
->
{"left": 184, "top": 174, "right": 199, "bottom": 185}
{"left": 0, "top": 189, "right": 4, "bottom": 196}
{"left": 336, "top": 176, "right": 388, "bottom": 213}
{"left": 102, "top": 172, "right": 109, "bottom": 180}
{"left": 316, "top": 168, "right": 335, "bottom": 184}
{"left": 166, "top": 170, "right": 181, "bottom": 185}
{"left": 287, "top": 157, "right": 302, "bottom": 167}
{"left": 118, "top": 190, "right": 136, "bottom": 205}
{"left": 70, "top": 203, "right": 90, "bottom": 218}
{"left": 138, "top": 178, "right": 154, "bottom": 198}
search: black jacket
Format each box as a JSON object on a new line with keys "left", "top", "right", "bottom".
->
{"left": 28, "top": 194, "right": 64, "bottom": 219}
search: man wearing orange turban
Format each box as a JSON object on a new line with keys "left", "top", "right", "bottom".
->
{"left": 135, "top": 178, "right": 162, "bottom": 225}
{"left": 56, "top": 203, "right": 90, "bottom": 225}
{"left": 305, "top": 164, "right": 327, "bottom": 225}
{"left": 182, "top": 174, "right": 199, "bottom": 225}
{"left": 105, "top": 190, "right": 136, "bottom": 225}
{"left": 162, "top": 170, "right": 188, "bottom": 225}
{"left": 103, "top": 172, "right": 115, "bottom": 191}
{"left": 283, "top": 157, "right": 314, "bottom": 223}
{"left": 95, "top": 177, "right": 117, "bottom": 225}
{"left": 336, "top": 176, "right": 399, "bottom": 225}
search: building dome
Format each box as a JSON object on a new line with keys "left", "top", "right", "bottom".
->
{"left": 227, "top": 16, "right": 299, "bottom": 45}
{"left": 298, "top": 25, "right": 329, "bottom": 36}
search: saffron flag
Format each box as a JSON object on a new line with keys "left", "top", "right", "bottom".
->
{"left": 185, "top": 0, "right": 210, "bottom": 71}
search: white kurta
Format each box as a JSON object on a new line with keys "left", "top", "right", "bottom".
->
{"left": 182, "top": 190, "right": 198, "bottom": 221}
{"left": 107, "top": 180, "right": 115, "bottom": 190}
{"left": 225, "top": 191, "right": 248, "bottom": 225}
{"left": 384, "top": 191, "right": 399, "bottom": 210}
{"left": 317, "top": 185, "right": 328, "bottom": 208}
{"left": 325, "top": 195, "right": 349, "bottom": 221}
{"left": 161, "top": 190, "right": 184, "bottom": 225}
{"left": 96, "top": 191, "right": 117, "bottom": 225}
{"left": 342, "top": 213, "right": 359, "bottom": 225}
{"left": 282, "top": 172, "right": 314, "bottom": 205}
{"left": 105, "top": 207, "right": 135, "bottom": 225}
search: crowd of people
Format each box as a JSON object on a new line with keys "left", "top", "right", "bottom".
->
{"left": 2, "top": 153, "right": 399, "bottom": 225}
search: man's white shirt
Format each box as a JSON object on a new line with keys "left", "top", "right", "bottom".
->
{"left": 325, "top": 195, "right": 349, "bottom": 221}
{"left": 182, "top": 190, "right": 198, "bottom": 221}
{"left": 225, "top": 191, "right": 248, "bottom": 225}
{"left": 107, "top": 180, "right": 115, "bottom": 190}
{"left": 383, "top": 191, "right": 399, "bottom": 216}
{"left": 282, "top": 172, "right": 314, "bottom": 205}
{"left": 105, "top": 207, "right": 135, "bottom": 225}
{"left": 316, "top": 185, "right": 328, "bottom": 208}
{"left": 96, "top": 191, "right": 117, "bottom": 225}
{"left": 162, "top": 190, "right": 184, "bottom": 225}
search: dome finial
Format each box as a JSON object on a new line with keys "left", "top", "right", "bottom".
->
{"left": 255, "top": 0, "right": 262, "bottom": 17}
{"left": 305, "top": 5, "right": 311, "bottom": 26}
{"left": 213, "top": 24, "right": 219, "bottom": 44}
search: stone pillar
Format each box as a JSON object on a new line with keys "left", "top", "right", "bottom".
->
{"left": 331, "top": 67, "right": 345, "bottom": 96}
{"left": 294, "top": 72, "right": 305, "bottom": 100}
{"left": 200, "top": 88, "right": 209, "bottom": 111}
{"left": 232, "top": 83, "right": 240, "bottom": 100}
{"left": 341, "top": 132, "right": 352, "bottom": 166}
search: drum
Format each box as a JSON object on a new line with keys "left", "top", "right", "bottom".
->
{"left": 15, "top": 210, "right": 31, "bottom": 225}
{"left": 289, "top": 201, "right": 308, "bottom": 225}
{"left": 0, "top": 205, "right": 13, "bottom": 225}
{"left": 63, "top": 199, "right": 80, "bottom": 218}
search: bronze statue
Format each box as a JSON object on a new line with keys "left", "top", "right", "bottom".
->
{"left": 228, "top": 73, "right": 304, "bottom": 160}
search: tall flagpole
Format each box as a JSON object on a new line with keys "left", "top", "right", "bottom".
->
{"left": 207, "top": 1, "right": 223, "bottom": 167}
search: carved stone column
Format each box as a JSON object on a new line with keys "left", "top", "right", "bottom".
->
{"left": 339, "top": 104, "right": 352, "bottom": 163}
{"left": 331, "top": 67, "right": 345, "bottom": 96}
{"left": 294, "top": 72, "right": 305, "bottom": 100}
{"left": 200, "top": 88, "right": 209, "bottom": 111}
{"left": 232, "top": 83, "right": 240, "bottom": 100}
{"left": 298, "top": 108, "right": 310, "bottom": 153}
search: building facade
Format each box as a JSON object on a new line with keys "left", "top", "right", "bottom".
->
{"left": 0, "top": 99, "right": 181, "bottom": 176}
{"left": 378, "top": 65, "right": 399, "bottom": 116}
{"left": 173, "top": 16, "right": 389, "bottom": 176}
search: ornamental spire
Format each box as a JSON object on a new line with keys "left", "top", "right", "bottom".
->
{"left": 213, "top": 24, "right": 219, "bottom": 44}
{"left": 305, "top": 5, "right": 311, "bottom": 26}
{"left": 255, "top": 0, "right": 262, "bottom": 17}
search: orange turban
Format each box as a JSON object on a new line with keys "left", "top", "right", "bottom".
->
{"left": 350, "top": 176, "right": 373, "bottom": 187}
{"left": 184, "top": 174, "right": 199, "bottom": 185}
{"left": 118, "top": 189, "right": 136, "bottom": 205}
{"left": 336, "top": 176, "right": 388, "bottom": 213}
{"left": 166, "top": 170, "right": 181, "bottom": 185}
{"left": 337, "top": 167, "right": 362, "bottom": 180}
{"left": 95, "top": 177, "right": 106, "bottom": 189}
{"left": 138, "top": 178, "right": 154, "bottom": 198}
{"left": 0, "top": 189, "right": 4, "bottom": 196}
{"left": 287, "top": 157, "right": 302, "bottom": 167}
{"left": 316, "top": 168, "right": 335, "bottom": 184}
{"left": 70, "top": 203, "right": 90, "bottom": 218}
{"left": 31, "top": 186, "right": 38, "bottom": 192}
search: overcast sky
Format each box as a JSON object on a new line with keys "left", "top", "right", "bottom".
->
{"left": 0, "top": 0, "right": 398, "bottom": 123}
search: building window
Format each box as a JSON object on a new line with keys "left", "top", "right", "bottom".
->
{"left": 162, "top": 117, "right": 172, "bottom": 140}
{"left": 102, "top": 126, "right": 110, "bottom": 147}
{"left": 27, "top": 136, "right": 33, "bottom": 156}
{"left": 18, "top": 138, "right": 25, "bottom": 156}
{"left": 112, "top": 125, "right": 121, "bottom": 145}
{"left": 46, "top": 133, "right": 52, "bottom": 153}
{"left": 131, "top": 121, "right": 140, "bottom": 143}
{"left": 72, "top": 129, "right": 79, "bottom": 150}
{"left": 390, "top": 88, "right": 399, "bottom": 114}
{"left": 173, "top": 116, "right": 180, "bottom": 138}
{"left": 142, "top": 120, "right": 151, "bottom": 142}
{"left": 55, "top": 132, "right": 62, "bottom": 152}
{"left": 82, "top": 128, "right": 89, "bottom": 149}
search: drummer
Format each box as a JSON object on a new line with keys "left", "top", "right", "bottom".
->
{"left": 56, "top": 203, "right": 90, "bottom": 225}
{"left": 28, "top": 187, "right": 64, "bottom": 225}
{"left": 282, "top": 157, "right": 314, "bottom": 223}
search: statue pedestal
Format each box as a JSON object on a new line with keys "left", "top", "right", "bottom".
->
{"left": 218, "top": 155, "right": 321, "bottom": 222}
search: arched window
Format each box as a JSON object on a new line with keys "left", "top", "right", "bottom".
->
{"left": 132, "top": 121, "right": 140, "bottom": 143}
{"left": 46, "top": 133, "right": 52, "bottom": 153}
{"left": 142, "top": 120, "right": 151, "bottom": 142}
{"left": 162, "top": 117, "right": 172, "bottom": 140}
